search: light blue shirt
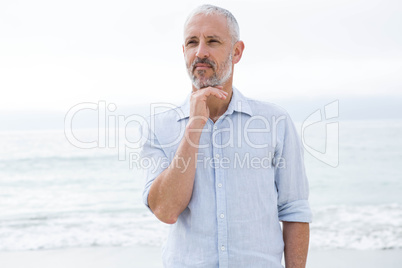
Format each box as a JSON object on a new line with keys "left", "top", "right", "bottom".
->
{"left": 141, "top": 87, "right": 312, "bottom": 268}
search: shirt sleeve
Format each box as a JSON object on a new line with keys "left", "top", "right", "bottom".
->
{"left": 274, "top": 113, "right": 312, "bottom": 223}
{"left": 140, "top": 117, "right": 168, "bottom": 213}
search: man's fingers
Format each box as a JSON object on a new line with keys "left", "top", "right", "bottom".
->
{"left": 198, "top": 86, "right": 228, "bottom": 100}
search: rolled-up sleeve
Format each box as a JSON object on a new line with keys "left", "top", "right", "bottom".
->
{"left": 274, "top": 113, "right": 312, "bottom": 223}
{"left": 140, "top": 117, "right": 168, "bottom": 212}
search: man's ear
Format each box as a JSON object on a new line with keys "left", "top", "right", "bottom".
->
{"left": 182, "top": 44, "right": 185, "bottom": 55}
{"left": 232, "top": 41, "right": 245, "bottom": 64}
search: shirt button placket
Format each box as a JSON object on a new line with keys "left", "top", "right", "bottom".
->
{"left": 213, "top": 122, "right": 228, "bottom": 267}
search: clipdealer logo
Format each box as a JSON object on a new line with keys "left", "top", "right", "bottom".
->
{"left": 64, "top": 100, "right": 340, "bottom": 168}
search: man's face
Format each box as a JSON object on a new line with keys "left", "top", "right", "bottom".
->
{"left": 183, "top": 13, "right": 234, "bottom": 89}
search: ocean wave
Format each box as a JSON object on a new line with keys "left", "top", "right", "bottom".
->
{"left": 310, "top": 204, "right": 402, "bottom": 250}
{"left": 1, "top": 204, "right": 401, "bottom": 251}
{"left": 0, "top": 210, "right": 168, "bottom": 251}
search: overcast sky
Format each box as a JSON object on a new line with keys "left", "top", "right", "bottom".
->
{"left": 1, "top": 0, "right": 401, "bottom": 112}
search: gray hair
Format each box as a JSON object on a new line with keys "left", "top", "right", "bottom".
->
{"left": 184, "top": 4, "right": 240, "bottom": 45}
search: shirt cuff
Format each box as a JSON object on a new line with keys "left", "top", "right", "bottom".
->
{"left": 142, "top": 185, "right": 154, "bottom": 214}
{"left": 278, "top": 200, "right": 312, "bottom": 223}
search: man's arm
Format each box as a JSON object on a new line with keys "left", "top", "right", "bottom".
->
{"left": 147, "top": 86, "right": 228, "bottom": 224}
{"left": 147, "top": 121, "right": 203, "bottom": 224}
{"left": 274, "top": 113, "right": 312, "bottom": 267}
{"left": 282, "top": 221, "right": 310, "bottom": 268}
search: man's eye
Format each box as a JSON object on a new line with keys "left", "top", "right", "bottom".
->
{"left": 187, "top": 41, "right": 197, "bottom": 45}
{"left": 209, "top": 40, "right": 220, "bottom": 44}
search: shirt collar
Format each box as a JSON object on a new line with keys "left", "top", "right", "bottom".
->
{"left": 176, "top": 86, "right": 253, "bottom": 122}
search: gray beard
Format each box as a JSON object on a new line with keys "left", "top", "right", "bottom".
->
{"left": 187, "top": 53, "right": 233, "bottom": 89}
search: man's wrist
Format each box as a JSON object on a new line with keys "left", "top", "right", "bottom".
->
{"left": 184, "top": 122, "right": 205, "bottom": 148}
{"left": 186, "top": 116, "right": 207, "bottom": 130}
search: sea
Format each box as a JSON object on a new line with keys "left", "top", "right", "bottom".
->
{"left": 0, "top": 119, "right": 401, "bottom": 251}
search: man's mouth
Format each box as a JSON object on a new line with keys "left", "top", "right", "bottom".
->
{"left": 194, "top": 63, "right": 212, "bottom": 70}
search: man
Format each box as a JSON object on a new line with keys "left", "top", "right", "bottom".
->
{"left": 141, "top": 4, "right": 312, "bottom": 268}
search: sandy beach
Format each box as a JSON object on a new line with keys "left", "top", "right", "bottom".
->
{"left": 1, "top": 246, "right": 401, "bottom": 268}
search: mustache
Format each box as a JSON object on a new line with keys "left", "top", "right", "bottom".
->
{"left": 191, "top": 58, "right": 216, "bottom": 71}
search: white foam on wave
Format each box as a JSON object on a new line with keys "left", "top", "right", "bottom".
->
{"left": 310, "top": 204, "right": 402, "bottom": 250}
{"left": 1, "top": 204, "right": 401, "bottom": 251}
{"left": 0, "top": 210, "right": 169, "bottom": 251}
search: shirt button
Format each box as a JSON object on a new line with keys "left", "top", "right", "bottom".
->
{"left": 215, "top": 154, "right": 220, "bottom": 158}
{"left": 221, "top": 245, "right": 225, "bottom": 251}
{"left": 213, "top": 126, "right": 218, "bottom": 130}
{"left": 220, "top": 214, "right": 225, "bottom": 219}
{"left": 217, "top": 183, "right": 222, "bottom": 188}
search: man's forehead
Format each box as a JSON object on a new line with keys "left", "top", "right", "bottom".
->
{"left": 184, "top": 13, "right": 229, "bottom": 38}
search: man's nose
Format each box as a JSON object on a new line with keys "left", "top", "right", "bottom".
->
{"left": 195, "top": 42, "right": 209, "bottom": 58}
